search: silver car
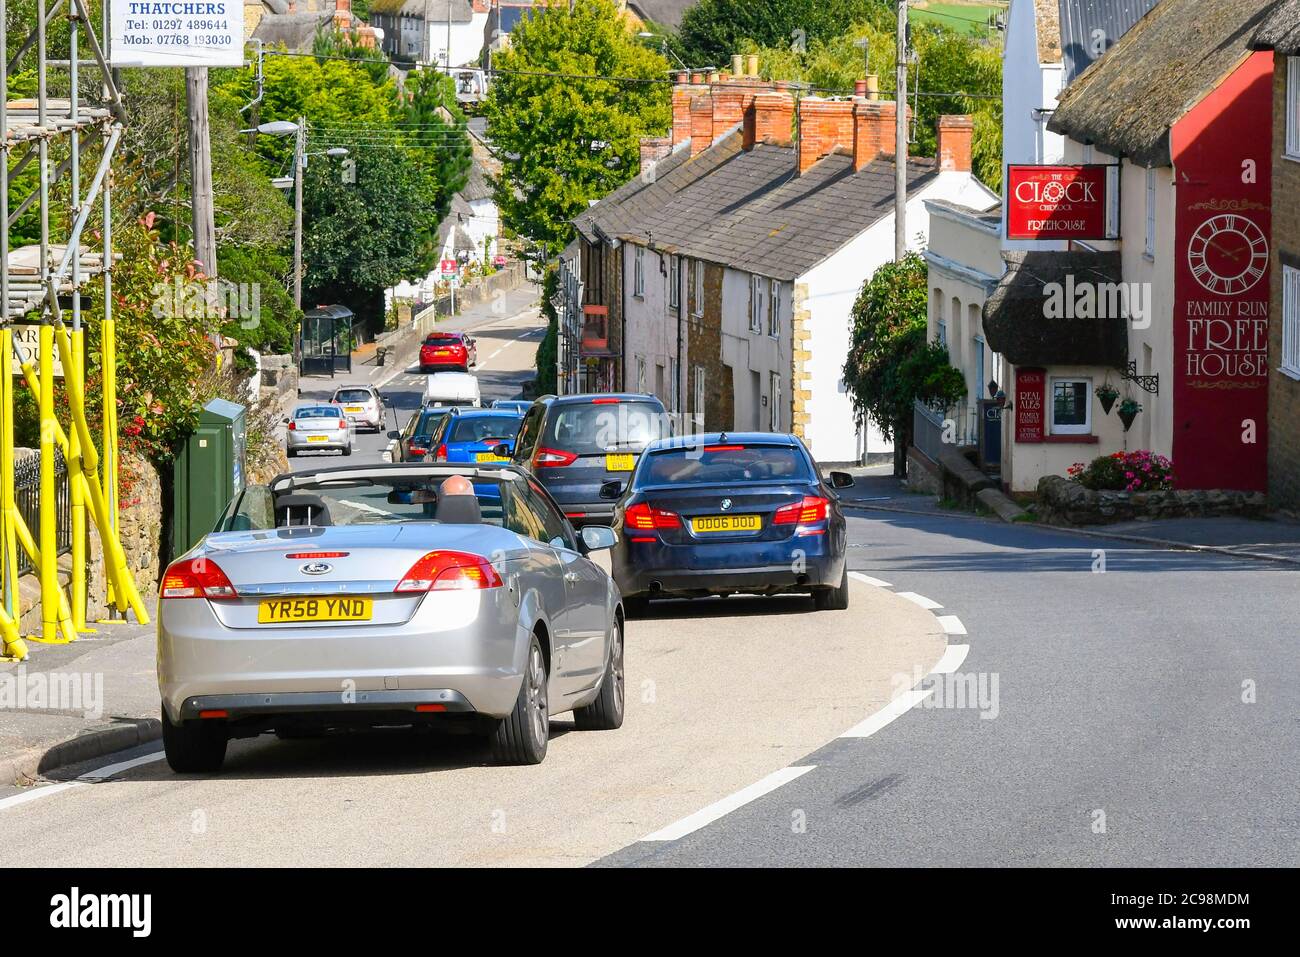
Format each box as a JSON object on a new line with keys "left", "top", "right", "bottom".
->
{"left": 331, "top": 384, "right": 385, "bottom": 432}
{"left": 157, "top": 463, "right": 626, "bottom": 771}
{"left": 286, "top": 403, "right": 353, "bottom": 457}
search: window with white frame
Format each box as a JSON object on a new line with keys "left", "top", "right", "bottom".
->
{"left": 1283, "top": 264, "right": 1300, "bottom": 377}
{"left": 937, "top": 319, "right": 947, "bottom": 346}
{"left": 693, "top": 364, "right": 706, "bottom": 430}
{"left": 973, "top": 336, "right": 985, "bottom": 402}
{"left": 1287, "top": 58, "right": 1300, "bottom": 159}
{"left": 692, "top": 260, "right": 704, "bottom": 317}
{"left": 669, "top": 256, "right": 680, "bottom": 312}
{"left": 750, "top": 275, "right": 765, "bottom": 332}
{"left": 636, "top": 356, "right": 646, "bottom": 393}
{"left": 668, "top": 357, "right": 678, "bottom": 412}
{"left": 1144, "top": 167, "right": 1156, "bottom": 257}
{"left": 768, "top": 278, "right": 780, "bottom": 337}
{"left": 633, "top": 246, "right": 645, "bottom": 298}
{"left": 1050, "top": 378, "right": 1092, "bottom": 435}
{"left": 770, "top": 372, "right": 781, "bottom": 431}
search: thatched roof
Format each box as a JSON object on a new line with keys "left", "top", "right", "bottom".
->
{"left": 1048, "top": 0, "right": 1276, "bottom": 167}
{"left": 983, "top": 250, "right": 1128, "bottom": 367}
{"left": 1250, "top": 0, "right": 1300, "bottom": 53}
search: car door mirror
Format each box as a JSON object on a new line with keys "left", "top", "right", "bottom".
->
{"left": 580, "top": 525, "right": 617, "bottom": 553}
{"left": 492, "top": 443, "right": 511, "bottom": 457}
{"left": 387, "top": 430, "right": 401, "bottom": 440}
{"left": 599, "top": 480, "right": 623, "bottom": 500}
{"left": 829, "top": 470, "right": 855, "bottom": 489}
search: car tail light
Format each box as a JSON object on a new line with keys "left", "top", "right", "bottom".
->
{"left": 534, "top": 447, "right": 578, "bottom": 467}
{"left": 704, "top": 444, "right": 745, "bottom": 452}
{"left": 339, "top": 420, "right": 348, "bottom": 430}
{"left": 161, "top": 558, "right": 238, "bottom": 599}
{"left": 287, "top": 420, "right": 296, "bottom": 431}
{"left": 408, "top": 442, "right": 427, "bottom": 456}
{"left": 591, "top": 397, "right": 621, "bottom": 404}
{"left": 435, "top": 443, "right": 447, "bottom": 461}
{"left": 774, "top": 495, "right": 829, "bottom": 525}
{"left": 625, "top": 502, "right": 681, "bottom": 530}
{"left": 394, "top": 551, "right": 504, "bottom": 592}
{"left": 284, "top": 551, "right": 349, "bottom": 559}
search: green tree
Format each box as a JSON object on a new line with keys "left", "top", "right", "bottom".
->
{"left": 535, "top": 264, "right": 560, "bottom": 393}
{"left": 842, "top": 253, "right": 966, "bottom": 477}
{"left": 484, "top": 0, "right": 671, "bottom": 254}
{"left": 678, "top": 0, "right": 891, "bottom": 67}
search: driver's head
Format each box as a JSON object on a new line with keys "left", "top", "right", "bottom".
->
{"left": 439, "top": 474, "right": 474, "bottom": 497}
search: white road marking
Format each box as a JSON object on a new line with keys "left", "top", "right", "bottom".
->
{"left": 849, "top": 572, "right": 892, "bottom": 588}
{"left": 929, "top": 643, "right": 970, "bottom": 675}
{"left": 839, "top": 688, "right": 934, "bottom": 738}
{"left": 340, "top": 498, "right": 394, "bottom": 516}
{"left": 0, "top": 782, "right": 83, "bottom": 811}
{"left": 640, "top": 765, "right": 816, "bottom": 842}
{"left": 78, "top": 751, "right": 165, "bottom": 782}
{"left": 896, "top": 591, "right": 942, "bottom": 610}
{"left": 935, "top": 614, "right": 967, "bottom": 636}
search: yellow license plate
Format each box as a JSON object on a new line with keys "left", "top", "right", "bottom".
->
{"left": 606, "top": 453, "right": 636, "bottom": 472}
{"left": 258, "top": 596, "right": 373, "bottom": 624}
{"left": 476, "top": 452, "right": 509, "bottom": 462}
{"left": 307, "top": 435, "right": 329, "bottom": 442}
{"left": 345, "top": 406, "right": 363, "bottom": 413}
{"left": 690, "top": 514, "right": 761, "bottom": 534}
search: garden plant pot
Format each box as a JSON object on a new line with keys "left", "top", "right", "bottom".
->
{"left": 1097, "top": 392, "right": 1117, "bottom": 415}
{"left": 1118, "top": 408, "right": 1138, "bottom": 431}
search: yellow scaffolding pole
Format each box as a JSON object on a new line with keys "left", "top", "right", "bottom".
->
{"left": 0, "top": 328, "right": 27, "bottom": 660}
{"left": 69, "top": 328, "right": 89, "bottom": 631}
{"left": 101, "top": 316, "right": 118, "bottom": 614}
{"left": 37, "top": 323, "right": 59, "bottom": 642}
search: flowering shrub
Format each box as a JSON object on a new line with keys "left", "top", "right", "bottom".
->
{"left": 1067, "top": 450, "right": 1174, "bottom": 493}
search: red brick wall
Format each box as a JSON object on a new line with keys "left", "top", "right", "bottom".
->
{"left": 798, "top": 99, "right": 854, "bottom": 173}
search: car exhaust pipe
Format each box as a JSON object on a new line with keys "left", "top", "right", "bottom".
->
{"left": 649, "top": 581, "right": 663, "bottom": 594}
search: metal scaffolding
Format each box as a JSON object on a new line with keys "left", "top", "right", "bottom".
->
{"left": 1, "top": 0, "right": 146, "bottom": 659}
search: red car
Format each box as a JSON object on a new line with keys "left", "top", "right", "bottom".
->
{"left": 419, "top": 331, "right": 476, "bottom": 373}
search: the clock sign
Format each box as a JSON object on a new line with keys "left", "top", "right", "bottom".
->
{"left": 1186, "top": 213, "right": 1269, "bottom": 295}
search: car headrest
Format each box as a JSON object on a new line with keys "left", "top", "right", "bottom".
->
{"left": 275, "top": 494, "right": 332, "bottom": 527}
{"left": 434, "top": 493, "right": 481, "bottom": 525}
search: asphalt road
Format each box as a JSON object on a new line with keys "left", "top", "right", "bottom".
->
{"left": 601, "top": 507, "right": 1300, "bottom": 867}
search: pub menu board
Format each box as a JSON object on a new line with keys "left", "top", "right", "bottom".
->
{"left": 1015, "top": 368, "right": 1045, "bottom": 443}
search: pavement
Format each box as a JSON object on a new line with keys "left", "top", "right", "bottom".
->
{"left": 838, "top": 464, "right": 1300, "bottom": 565}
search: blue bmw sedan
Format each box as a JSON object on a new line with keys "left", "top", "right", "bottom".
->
{"left": 606, "top": 433, "right": 854, "bottom": 615}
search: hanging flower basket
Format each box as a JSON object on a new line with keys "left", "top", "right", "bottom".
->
{"left": 1095, "top": 383, "right": 1119, "bottom": 415}
{"left": 1117, "top": 399, "right": 1142, "bottom": 431}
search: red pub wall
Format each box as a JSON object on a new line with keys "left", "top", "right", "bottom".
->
{"left": 1169, "top": 51, "right": 1273, "bottom": 491}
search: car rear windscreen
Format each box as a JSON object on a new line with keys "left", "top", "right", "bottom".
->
{"left": 334, "top": 389, "right": 372, "bottom": 402}
{"left": 637, "top": 445, "right": 812, "bottom": 486}
{"left": 451, "top": 415, "right": 521, "bottom": 443}
{"left": 545, "top": 401, "right": 668, "bottom": 453}
{"left": 415, "top": 410, "right": 449, "bottom": 436}
{"left": 296, "top": 406, "right": 338, "bottom": 419}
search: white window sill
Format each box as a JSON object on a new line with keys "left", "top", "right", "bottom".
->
{"left": 1280, "top": 364, "right": 1300, "bottom": 382}
{"left": 1284, "top": 151, "right": 1300, "bottom": 164}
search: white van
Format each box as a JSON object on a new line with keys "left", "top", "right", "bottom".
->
{"left": 423, "top": 370, "right": 481, "bottom": 409}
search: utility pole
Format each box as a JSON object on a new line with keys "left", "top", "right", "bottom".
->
{"left": 186, "top": 68, "right": 217, "bottom": 279}
{"left": 293, "top": 116, "right": 305, "bottom": 366}
{"left": 895, "top": 0, "right": 908, "bottom": 262}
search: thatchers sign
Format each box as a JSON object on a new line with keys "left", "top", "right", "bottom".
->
{"left": 1007, "top": 165, "right": 1109, "bottom": 240}
{"left": 110, "top": 2, "right": 244, "bottom": 67}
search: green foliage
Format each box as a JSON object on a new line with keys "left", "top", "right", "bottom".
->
{"left": 313, "top": 26, "right": 391, "bottom": 85}
{"left": 217, "top": 244, "right": 300, "bottom": 362}
{"left": 746, "top": 19, "right": 1004, "bottom": 190}
{"left": 1068, "top": 451, "right": 1175, "bottom": 493}
{"left": 842, "top": 253, "right": 966, "bottom": 447}
{"left": 484, "top": 0, "right": 671, "bottom": 254}
{"left": 678, "top": 0, "right": 891, "bottom": 67}
{"left": 535, "top": 265, "right": 560, "bottom": 393}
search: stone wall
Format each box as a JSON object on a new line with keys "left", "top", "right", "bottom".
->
{"left": 1037, "top": 475, "right": 1268, "bottom": 526}
{"left": 686, "top": 260, "right": 733, "bottom": 431}
{"left": 1268, "top": 60, "right": 1300, "bottom": 516}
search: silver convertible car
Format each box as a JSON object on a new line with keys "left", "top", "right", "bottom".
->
{"left": 157, "top": 463, "right": 626, "bottom": 771}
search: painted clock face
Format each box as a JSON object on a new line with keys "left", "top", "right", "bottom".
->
{"left": 1186, "top": 213, "right": 1269, "bottom": 296}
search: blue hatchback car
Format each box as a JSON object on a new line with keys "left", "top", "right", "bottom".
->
{"left": 606, "top": 433, "right": 855, "bottom": 615}
{"left": 427, "top": 407, "right": 525, "bottom": 466}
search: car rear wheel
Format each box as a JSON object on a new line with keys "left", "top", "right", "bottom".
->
{"left": 342, "top": 445, "right": 351, "bottom": 456}
{"left": 814, "top": 566, "right": 850, "bottom": 611}
{"left": 162, "top": 708, "right": 228, "bottom": 773}
{"left": 491, "top": 635, "right": 549, "bottom": 765}
{"left": 287, "top": 448, "right": 297, "bottom": 458}
{"left": 574, "top": 617, "right": 624, "bottom": 731}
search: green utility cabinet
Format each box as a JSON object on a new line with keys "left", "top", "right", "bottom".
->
{"left": 173, "top": 398, "right": 247, "bottom": 556}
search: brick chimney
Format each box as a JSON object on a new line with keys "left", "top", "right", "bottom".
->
{"left": 690, "top": 95, "right": 715, "bottom": 155}
{"left": 797, "top": 98, "right": 854, "bottom": 174}
{"left": 712, "top": 86, "right": 748, "bottom": 140}
{"left": 471, "top": 0, "right": 490, "bottom": 11}
{"left": 639, "top": 135, "right": 672, "bottom": 171}
{"left": 937, "top": 115, "right": 974, "bottom": 172}
{"left": 852, "top": 100, "right": 896, "bottom": 171}
{"left": 745, "top": 91, "right": 794, "bottom": 149}
{"left": 671, "top": 72, "right": 697, "bottom": 147}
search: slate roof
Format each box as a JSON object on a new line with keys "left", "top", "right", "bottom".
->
{"left": 627, "top": 1, "right": 696, "bottom": 29}
{"left": 370, "top": 0, "right": 473, "bottom": 19}
{"left": 574, "top": 129, "right": 939, "bottom": 282}
{"left": 1047, "top": 0, "right": 1276, "bottom": 167}
{"left": 1250, "top": 0, "right": 1300, "bottom": 54}
{"left": 1057, "top": 0, "right": 1160, "bottom": 81}
{"left": 252, "top": 12, "right": 336, "bottom": 51}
